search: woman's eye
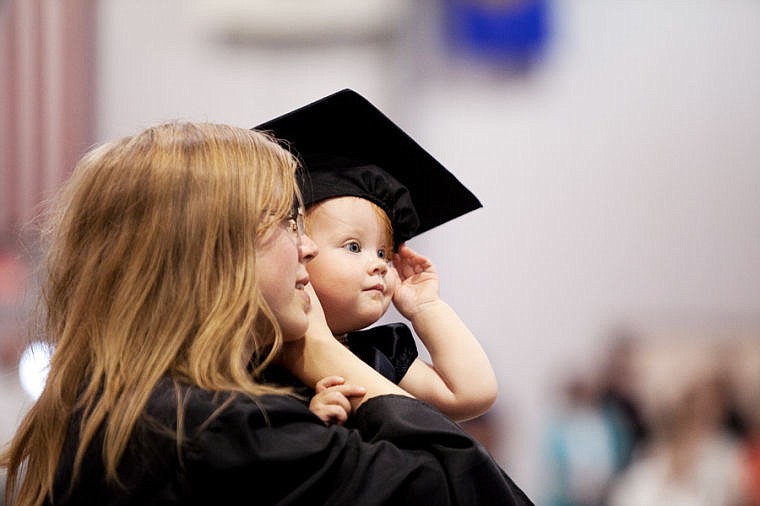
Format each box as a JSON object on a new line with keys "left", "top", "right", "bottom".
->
{"left": 344, "top": 242, "right": 361, "bottom": 253}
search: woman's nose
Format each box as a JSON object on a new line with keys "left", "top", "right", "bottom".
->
{"left": 298, "top": 233, "right": 318, "bottom": 263}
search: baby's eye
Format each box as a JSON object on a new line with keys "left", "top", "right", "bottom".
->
{"left": 377, "top": 248, "right": 387, "bottom": 260}
{"left": 344, "top": 241, "right": 361, "bottom": 253}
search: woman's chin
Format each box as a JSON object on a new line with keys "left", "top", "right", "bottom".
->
{"left": 279, "top": 317, "right": 310, "bottom": 342}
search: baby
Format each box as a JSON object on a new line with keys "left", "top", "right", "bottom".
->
{"left": 258, "top": 89, "right": 497, "bottom": 423}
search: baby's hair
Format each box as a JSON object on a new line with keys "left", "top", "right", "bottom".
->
{"left": 305, "top": 196, "right": 394, "bottom": 251}
{"left": 369, "top": 200, "right": 394, "bottom": 251}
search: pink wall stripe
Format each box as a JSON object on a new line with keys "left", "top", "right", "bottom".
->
{"left": 0, "top": 0, "right": 95, "bottom": 241}
{"left": 1, "top": 2, "right": 20, "bottom": 238}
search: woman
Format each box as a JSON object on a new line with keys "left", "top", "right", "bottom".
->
{"left": 1, "top": 122, "right": 532, "bottom": 505}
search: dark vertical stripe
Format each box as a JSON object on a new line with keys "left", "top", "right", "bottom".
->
{"left": 0, "top": 0, "right": 95, "bottom": 237}
{"left": 1, "top": 2, "right": 20, "bottom": 236}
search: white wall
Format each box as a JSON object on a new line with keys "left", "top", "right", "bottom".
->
{"left": 96, "top": 0, "right": 760, "bottom": 496}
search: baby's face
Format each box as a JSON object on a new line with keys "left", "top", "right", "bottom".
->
{"left": 305, "top": 197, "right": 395, "bottom": 335}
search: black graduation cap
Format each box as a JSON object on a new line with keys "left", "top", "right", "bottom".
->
{"left": 254, "top": 89, "right": 482, "bottom": 246}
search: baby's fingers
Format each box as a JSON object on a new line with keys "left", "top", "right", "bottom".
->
{"left": 330, "top": 384, "right": 367, "bottom": 399}
{"left": 314, "top": 385, "right": 366, "bottom": 425}
{"left": 321, "top": 385, "right": 367, "bottom": 413}
{"left": 321, "top": 404, "right": 350, "bottom": 426}
{"left": 394, "top": 245, "right": 434, "bottom": 277}
{"left": 315, "top": 376, "right": 346, "bottom": 393}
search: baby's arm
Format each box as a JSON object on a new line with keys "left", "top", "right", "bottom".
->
{"left": 309, "top": 376, "right": 367, "bottom": 425}
{"left": 392, "top": 244, "right": 498, "bottom": 421}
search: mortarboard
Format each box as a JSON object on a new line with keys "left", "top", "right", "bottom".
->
{"left": 254, "top": 89, "right": 482, "bottom": 246}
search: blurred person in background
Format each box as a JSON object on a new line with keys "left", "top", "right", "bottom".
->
{"left": 608, "top": 373, "right": 744, "bottom": 506}
{"left": 740, "top": 402, "right": 760, "bottom": 506}
{"left": 598, "top": 328, "right": 650, "bottom": 470}
{"left": 542, "top": 370, "right": 630, "bottom": 506}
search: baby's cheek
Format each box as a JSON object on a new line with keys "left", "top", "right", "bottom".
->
{"left": 386, "top": 266, "right": 401, "bottom": 293}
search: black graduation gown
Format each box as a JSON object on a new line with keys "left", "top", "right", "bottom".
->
{"left": 259, "top": 323, "right": 417, "bottom": 397}
{"left": 344, "top": 322, "right": 418, "bottom": 384}
{"left": 49, "top": 379, "right": 533, "bottom": 505}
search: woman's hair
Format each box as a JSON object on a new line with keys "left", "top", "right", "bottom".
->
{"left": 1, "top": 122, "right": 300, "bottom": 506}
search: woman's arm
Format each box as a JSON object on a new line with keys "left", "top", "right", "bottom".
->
{"left": 392, "top": 245, "right": 498, "bottom": 421}
{"left": 278, "top": 284, "right": 412, "bottom": 411}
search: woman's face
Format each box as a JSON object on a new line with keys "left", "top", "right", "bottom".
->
{"left": 256, "top": 213, "right": 318, "bottom": 340}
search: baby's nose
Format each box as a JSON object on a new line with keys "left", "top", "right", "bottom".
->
{"left": 369, "top": 256, "right": 388, "bottom": 275}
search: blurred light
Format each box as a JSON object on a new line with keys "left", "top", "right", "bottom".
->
{"left": 18, "top": 341, "right": 52, "bottom": 400}
{"left": 444, "top": 0, "right": 551, "bottom": 71}
{"left": 191, "top": 0, "right": 409, "bottom": 43}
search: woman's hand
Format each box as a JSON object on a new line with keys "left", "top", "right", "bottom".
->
{"left": 309, "top": 376, "right": 366, "bottom": 425}
{"left": 276, "top": 283, "right": 331, "bottom": 376}
{"left": 280, "top": 283, "right": 412, "bottom": 408}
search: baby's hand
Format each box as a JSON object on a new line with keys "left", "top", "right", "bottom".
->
{"left": 391, "top": 244, "right": 440, "bottom": 318}
{"left": 309, "top": 376, "right": 367, "bottom": 426}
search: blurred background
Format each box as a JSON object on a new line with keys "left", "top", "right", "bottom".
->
{"left": 2, "top": 0, "right": 760, "bottom": 504}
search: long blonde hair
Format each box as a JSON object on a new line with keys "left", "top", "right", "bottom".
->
{"left": 1, "top": 122, "right": 300, "bottom": 505}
